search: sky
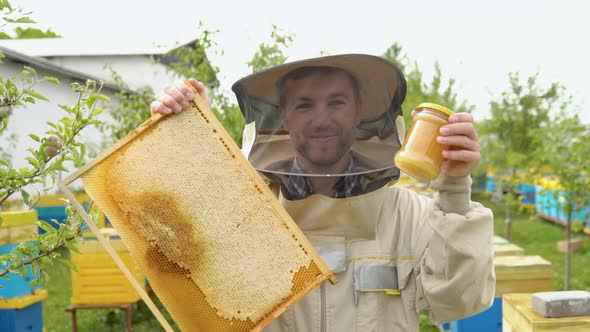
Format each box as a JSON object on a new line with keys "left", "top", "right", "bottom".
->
{"left": 9, "top": 0, "right": 590, "bottom": 122}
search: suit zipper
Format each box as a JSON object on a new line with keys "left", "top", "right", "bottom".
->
{"left": 321, "top": 282, "right": 326, "bottom": 332}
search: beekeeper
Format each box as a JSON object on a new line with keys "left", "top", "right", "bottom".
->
{"left": 150, "top": 54, "right": 495, "bottom": 331}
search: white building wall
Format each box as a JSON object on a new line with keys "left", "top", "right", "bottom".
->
{"left": 43, "top": 55, "right": 178, "bottom": 92}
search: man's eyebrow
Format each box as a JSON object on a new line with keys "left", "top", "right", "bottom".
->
{"left": 328, "top": 92, "right": 350, "bottom": 99}
{"left": 293, "top": 97, "right": 313, "bottom": 103}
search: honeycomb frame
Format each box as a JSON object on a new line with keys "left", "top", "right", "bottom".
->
{"left": 58, "top": 90, "right": 336, "bottom": 332}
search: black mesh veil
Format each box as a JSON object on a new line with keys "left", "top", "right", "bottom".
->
{"left": 231, "top": 54, "right": 407, "bottom": 197}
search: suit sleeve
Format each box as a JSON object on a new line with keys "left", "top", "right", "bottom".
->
{"left": 413, "top": 175, "right": 496, "bottom": 324}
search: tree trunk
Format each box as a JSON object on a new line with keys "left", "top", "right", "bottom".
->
{"left": 504, "top": 206, "right": 512, "bottom": 240}
{"left": 565, "top": 205, "right": 572, "bottom": 290}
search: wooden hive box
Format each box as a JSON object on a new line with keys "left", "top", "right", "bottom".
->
{"left": 494, "top": 255, "right": 553, "bottom": 298}
{"left": 503, "top": 293, "right": 590, "bottom": 331}
{"left": 58, "top": 89, "right": 335, "bottom": 332}
{"left": 70, "top": 228, "right": 145, "bottom": 305}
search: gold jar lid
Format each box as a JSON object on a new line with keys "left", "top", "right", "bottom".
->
{"left": 416, "top": 102, "right": 454, "bottom": 116}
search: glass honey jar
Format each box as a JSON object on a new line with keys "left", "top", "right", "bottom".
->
{"left": 394, "top": 103, "right": 454, "bottom": 181}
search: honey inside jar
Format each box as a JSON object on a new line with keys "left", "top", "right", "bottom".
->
{"left": 394, "top": 103, "right": 454, "bottom": 181}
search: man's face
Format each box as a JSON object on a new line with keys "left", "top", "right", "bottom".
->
{"left": 280, "top": 71, "right": 360, "bottom": 171}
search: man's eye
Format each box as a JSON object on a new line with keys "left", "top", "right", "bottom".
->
{"left": 329, "top": 100, "right": 346, "bottom": 107}
{"left": 295, "top": 103, "right": 311, "bottom": 110}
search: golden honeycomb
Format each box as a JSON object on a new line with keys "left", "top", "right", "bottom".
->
{"left": 60, "top": 94, "right": 335, "bottom": 331}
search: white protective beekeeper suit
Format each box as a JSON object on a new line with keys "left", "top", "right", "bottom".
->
{"left": 231, "top": 54, "right": 496, "bottom": 332}
{"left": 262, "top": 176, "right": 495, "bottom": 331}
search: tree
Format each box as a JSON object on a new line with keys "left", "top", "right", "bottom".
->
{"left": 99, "top": 68, "right": 154, "bottom": 148}
{"left": 530, "top": 110, "right": 590, "bottom": 289}
{"left": 160, "top": 24, "right": 248, "bottom": 143}
{"left": 0, "top": 2, "right": 106, "bottom": 289}
{"left": 247, "top": 25, "right": 294, "bottom": 73}
{"left": 381, "top": 43, "right": 474, "bottom": 134}
{"left": 478, "top": 72, "right": 570, "bottom": 239}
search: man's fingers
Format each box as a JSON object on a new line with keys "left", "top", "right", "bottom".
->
{"left": 150, "top": 100, "right": 171, "bottom": 115}
{"left": 187, "top": 78, "right": 210, "bottom": 105}
{"left": 440, "top": 122, "right": 478, "bottom": 141}
{"left": 156, "top": 92, "right": 182, "bottom": 113}
{"left": 441, "top": 149, "right": 481, "bottom": 164}
{"left": 448, "top": 112, "right": 473, "bottom": 124}
{"left": 175, "top": 80, "right": 196, "bottom": 100}
{"left": 437, "top": 135, "right": 480, "bottom": 152}
{"left": 150, "top": 78, "right": 210, "bottom": 116}
{"left": 164, "top": 83, "right": 188, "bottom": 106}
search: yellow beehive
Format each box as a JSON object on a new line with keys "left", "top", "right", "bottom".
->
{"left": 0, "top": 210, "right": 38, "bottom": 245}
{"left": 503, "top": 293, "right": 590, "bottom": 331}
{"left": 58, "top": 90, "right": 335, "bottom": 332}
{"left": 70, "top": 228, "right": 145, "bottom": 305}
{"left": 494, "top": 255, "right": 553, "bottom": 297}
{"left": 494, "top": 243, "right": 525, "bottom": 256}
{"left": 0, "top": 210, "right": 37, "bottom": 228}
{"left": 0, "top": 289, "right": 48, "bottom": 309}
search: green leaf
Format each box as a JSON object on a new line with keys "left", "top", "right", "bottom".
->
{"left": 23, "top": 66, "right": 36, "bottom": 74}
{"left": 0, "top": 0, "right": 13, "bottom": 11}
{"left": 90, "top": 108, "right": 104, "bottom": 117}
{"left": 25, "top": 156, "right": 39, "bottom": 168}
{"left": 63, "top": 241, "right": 81, "bottom": 254}
{"left": 56, "top": 257, "right": 78, "bottom": 272}
{"left": 36, "top": 220, "right": 56, "bottom": 234}
{"left": 28, "top": 277, "right": 41, "bottom": 288}
{"left": 28, "top": 134, "right": 40, "bottom": 142}
{"left": 4, "top": 17, "right": 36, "bottom": 24}
{"left": 0, "top": 158, "right": 9, "bottom": 167}
{"left": 20, "top": 190, "right": 30, "bottom": 206}
{"left": 45, "top": 77, "right": 60, "bottom": 85}
{"left": 28, "top": 90, "right": 49, "bottom": 101}
{"left": 23, "top": 96, "right": 35, "bottom": 103}
{"left": 94, "top": 94, "right": 111, "bottom": 103}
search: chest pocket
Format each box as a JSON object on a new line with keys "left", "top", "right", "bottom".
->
{"left": 352, "top": 258, "right": 415, "bottom": 332}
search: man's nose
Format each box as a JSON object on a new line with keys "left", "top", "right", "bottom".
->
{"left": 310, "top": 104, "right": 331, "bottom": 125}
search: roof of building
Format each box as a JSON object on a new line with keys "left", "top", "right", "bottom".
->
{"left": 0, "top": 37, "right": 183, "bottom": 57}
{"left": 0, "top": 45, "right": 123, "bottom": 92}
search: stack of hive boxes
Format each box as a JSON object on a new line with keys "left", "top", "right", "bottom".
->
{"left": 446, "top": 235, "right": 553, "bottom": 332}
{"left": 0, "top": 210, "right": 46, "bottom": 332}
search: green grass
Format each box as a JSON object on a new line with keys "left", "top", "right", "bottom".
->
{"left": 41, "top": 191, "right": 589, "bottom": 331}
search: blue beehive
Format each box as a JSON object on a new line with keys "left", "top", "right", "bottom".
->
{"left": 0, "top": 290, "right": 46, "bottom": 332}
{"left": 450, "top": 297, "right": 502, "bottom": 332}
{"left": 517, "top": 183, "right": 536, "bottom": 205}
{"left": 0, "top": 302, "right": 43, "bottom": 332}
{"left": 0, "top": 243, "right": 39, "bottom": 298}
{"left": 34, "top": 205, "right": 70, "bottom": 234}
{"left": 534, "top": 186, "right": 545, "bottom": 215}
{"left": 485, "top": 176, "right": 496, "bottom": 193}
